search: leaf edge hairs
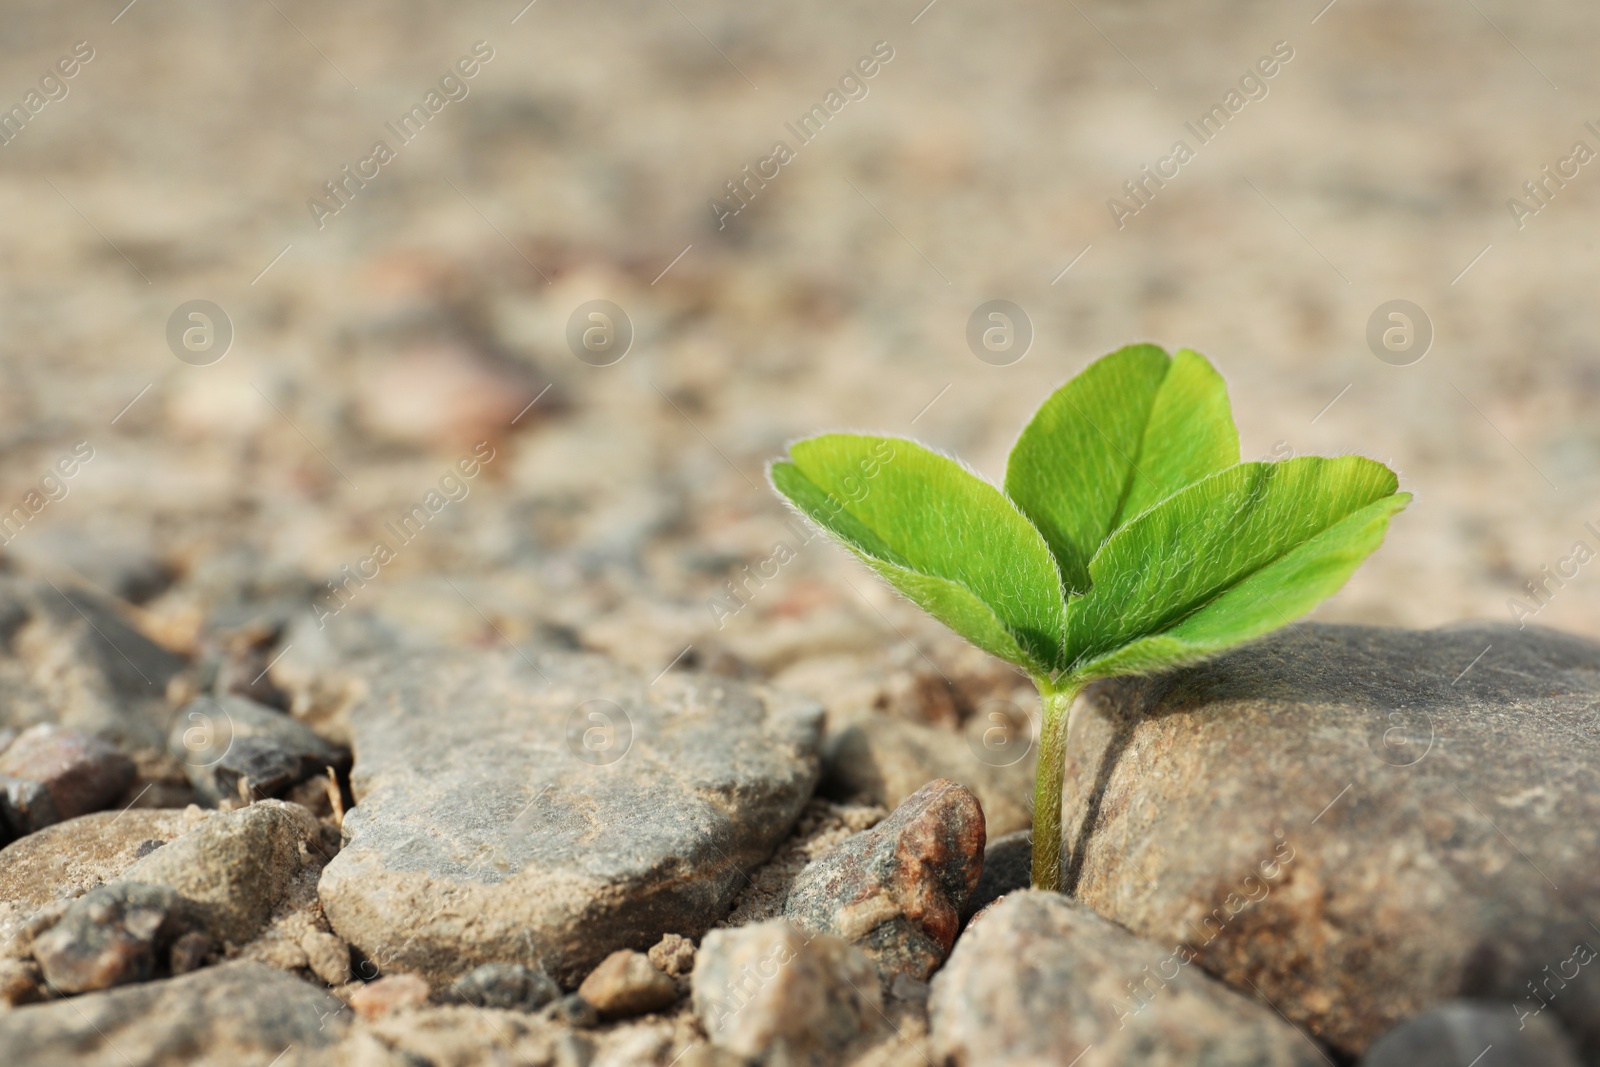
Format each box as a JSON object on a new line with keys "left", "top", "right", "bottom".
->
{"left": 769, "top": 344, "right": 1410, "bottom": 891}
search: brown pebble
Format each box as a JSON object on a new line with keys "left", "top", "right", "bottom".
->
{"left": 0, "top": 958, "right": 43, "bottom": 1006}
{"left": 32, "top": 882, "right": 177, "bottom": 994}
{"left": 577, "top": 949, "right": 677, "bottom": 1020}
{"left": 348, "top": 973, "right": 429, "bottom": 1019}
{"left": 648, "top": 933, "right": 696, "bottom": 977}
{"left": 0, "top": 725, "right": 136, "bottom": 835}
{"left": 784, "top": 777, "right": 986, "bottom": 982}
{"left": 169, "top": 930, "right": 210, "bottom": 975}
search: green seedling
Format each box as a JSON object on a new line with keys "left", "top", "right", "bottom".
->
{"left": 770, "top": 344, "right": 1409, "bottom": 891}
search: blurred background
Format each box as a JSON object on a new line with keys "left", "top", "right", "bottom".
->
{"left": 0, "top": 0, "right": 1595, "bottom": 712}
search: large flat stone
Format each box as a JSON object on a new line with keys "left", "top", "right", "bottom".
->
{"left": 930, "top": 891, "right": 1325, "bottom": 1065}
{"left": 318, "top": 648, "right": 822, "bottom": 986}
{"left": 1058, "top": 622, "right": 1600, "bottom": 1056}
{"left": 0, "top": 959, "right": 348, "bottom": 1066}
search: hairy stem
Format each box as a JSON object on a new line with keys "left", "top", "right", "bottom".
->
{"left": 1031, "top": 679, "right": 1086, "bottom": 892}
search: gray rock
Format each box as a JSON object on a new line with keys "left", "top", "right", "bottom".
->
{"left": 1058, "top": 622, "right": 1600, "bottom": 1055}
{"left": 318, "top": 647, "right": 821, "bottom": 986}
{"left": 543, "top": 992, "right": 600, "bottom": 1028}
{"left": 0, "top": 724, "right": 136, "bottom": 836}
{"left": 0, "top": 807, "right": 208, "bottom": 954}
{"left": 211, "top": 737, "right": 302, "bottom": 801}
{"left": 963, "top": 827, "right": 1032, "bottom": 921}
{"left": 784, "top": 777, "right": 984, "bottom": 982}
{"left": 823, "top": 710, "right": 1034, "bottom": 837}
{"left": 1362, "top": 1000, "right": 1582, "bottom": 1067}
{"left": 0, "top": 959, "right": 348, "bottom": 1066}
{"left": 32, "top": 882, "right": 179, "bottom": 994}
{"left": 0, "top": 578, "right": 185, "bottom": 752}
{"left": 114, "top": 800, "right": 321, "bottom": 946}
{"left": 930, "top": 891, "right": 1326, "bottom": 1066}
{"left": 693, "top": 919, "right": 882, "bottom": 1065}
{"left": 445, "top": 961, "right": 560, "bottom": 1012}
{"left": 577, "top": 949, "right": 677, "bottom": 1019}
{"left": 168, "top": 695, "right": 348, "bottom": 806}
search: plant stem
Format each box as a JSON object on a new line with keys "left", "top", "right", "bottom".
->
{"left": 1030, "top": 678, "right": 1086, "bottom": 892}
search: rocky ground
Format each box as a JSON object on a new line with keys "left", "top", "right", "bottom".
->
{"left": 1, "top": 0, "right": 1598, "bottom": 1063}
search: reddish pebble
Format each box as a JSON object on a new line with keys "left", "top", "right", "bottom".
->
{"left": 348, "top": 973, "right": 430, "bottom": 1020}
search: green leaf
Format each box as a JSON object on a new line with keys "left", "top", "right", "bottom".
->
{"left": 770, "top": 434, "right": 1064, "bottom": 671}
{"left": 1118, "top": 348, "right": 1240, "bottom": 519}
{"left": 1061, "top": 456, "right": 1410, "bottom": 678}
{"left": 768, "top": 347, "right": 1412, "bottom": 894}
{"left": 1005, "top": 345, "right": 1239, "bottom": 594}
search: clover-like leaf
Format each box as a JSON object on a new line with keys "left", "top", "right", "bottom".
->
{"left": 768, "top": 348, "right": 1409, "bottom": 892}
{"left": 1062, "top": 455, "right": 1411, "bottom": 678}
{"left": 770, "top": 434, "right": 1064, "bottom": 672}
{"left": 1005, "top": 345, "right": 1239, "bottom": 594}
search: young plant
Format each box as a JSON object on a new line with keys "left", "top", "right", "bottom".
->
{"left": 769, "top": 344, "right": 1409, "bottom": 891}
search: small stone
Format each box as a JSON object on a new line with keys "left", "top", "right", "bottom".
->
{"left": 168, "top": 696, "right": 348, "bottom": 807}
{"left": 0, "top": 959, "right": 348, "bottom": 1064}
{"left": 577, "top": 949, "right": 677, "bottom": 1019}
{"left": 213, "top": 737, "right": 303, "bottom": 802}
{"left": 963, "top": 828, "right": 1032, "bottom": 921}
{"left": 0, "top": 725, "right": 136, "bottom": 836}
{"left": 784, "top": 778, "right": 984, "bottom": 982}
{"left": 352, "top": 341, "right": 544, "bottom": 452}
{"left": 930, "top": 891, "right": 1325, "bottom": 1066}
{"left": 0, "top": 958, "right": 42, "bottom": 1006}
{"left": 1363, "top": 1000, "right": 1582, "bottom": 1067}
{"left": 32, "top": 883, "right": 178, "bottom": 994}
{"left": 348, "top": 973, "right": 430, "bottom": 1020}
{"left": 301, "top": 930, "right": 351, "bottom": 986}
{"left": 648, "top": 933, "right": 696, "bottom": 977}
{"left": 113, "top": 799, "right": 320, "bottom": 945}
{"left": 543, "top": 992, "right": 600, "bottom": 1028}
{"left": 693, "top": 919, "right": 881, "bottom": 1064}
{"left": 167, "top": 931, "right": 210, "bottom": 975}
{"left": 446, "top": 962, "right": 559, "bottom": 1012}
